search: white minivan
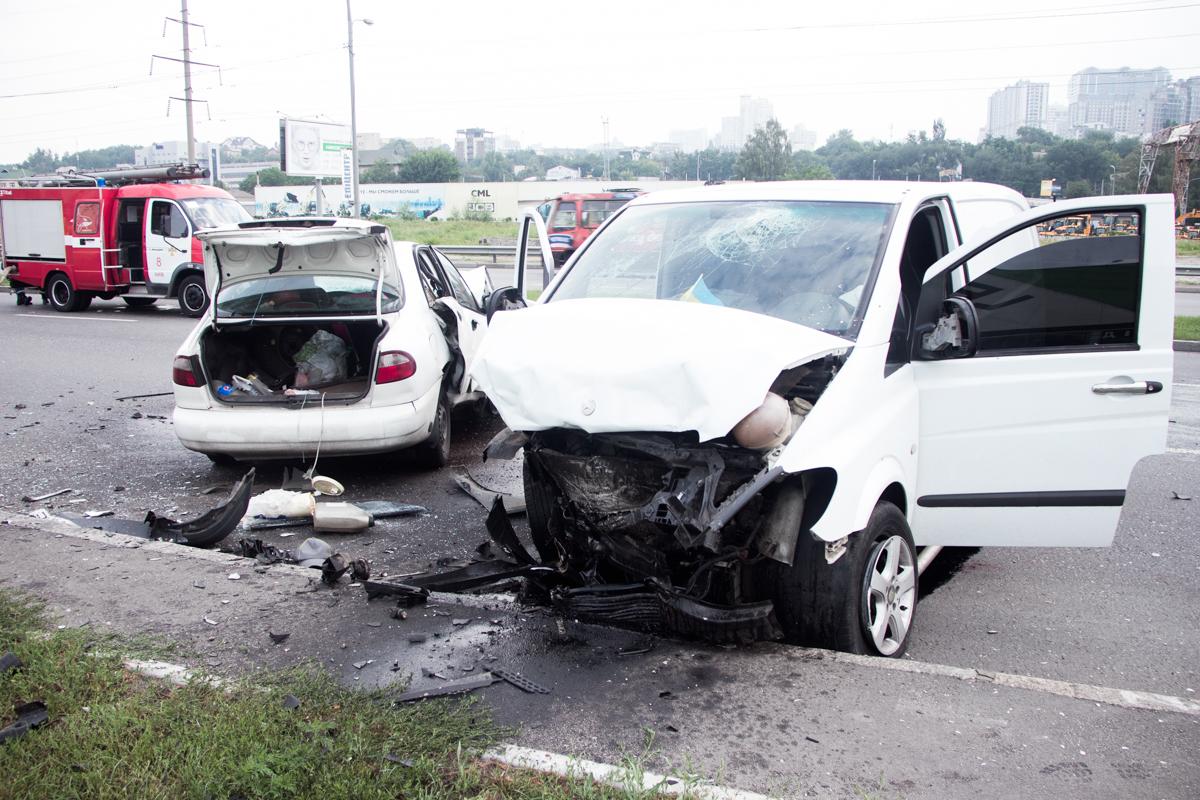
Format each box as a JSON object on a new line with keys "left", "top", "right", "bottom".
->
{"left": 471, "top": 181, "right": 1174, "bottom": 656}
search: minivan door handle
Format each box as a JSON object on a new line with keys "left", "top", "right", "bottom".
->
{"left": 1092, "top": 380, "right": 1163, "bottom": 395}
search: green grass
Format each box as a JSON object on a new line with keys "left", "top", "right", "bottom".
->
{"left": 1179, "top": 239, "right": 1200, "bottom": 257}
{"left": 0, "top": 589, "right": 672, "bottom": 800}
{"left": 381, "top": 219, "right": 515, "bottom": 246}
{"left": 1175, "top": 316, "right": 1200, "bottom": 341}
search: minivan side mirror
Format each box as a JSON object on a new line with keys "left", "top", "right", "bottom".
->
{"left": 484, "top": 286, "right": 527, "bottom": 323}
{"left": 917, "top": 296, "right": 979, "bottom": 360}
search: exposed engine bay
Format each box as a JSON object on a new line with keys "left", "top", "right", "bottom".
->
{"left": 489, "top": 355, "right": 844, "bottom": 644}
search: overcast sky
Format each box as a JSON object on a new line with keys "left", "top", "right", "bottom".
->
{"left": 2, "top": 0, "right": 1198, "bottom": 163}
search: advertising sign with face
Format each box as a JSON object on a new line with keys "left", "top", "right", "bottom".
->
{"left": 280, "top": 118, "right": 353, "bottom": 178}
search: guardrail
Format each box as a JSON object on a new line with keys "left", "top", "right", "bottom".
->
{"left": 438, "top": 245, "right": 523, "bottom": 265}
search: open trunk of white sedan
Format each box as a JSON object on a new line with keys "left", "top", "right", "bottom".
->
{"left": 198, "top": 320, "right": 387, "bottom": 404}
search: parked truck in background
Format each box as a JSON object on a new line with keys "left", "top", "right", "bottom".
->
{"left": 0, "top": 163, "right": 250, "bottom": 315}
{"left": 536, "top": 189, "right": 643, "bottom": 266}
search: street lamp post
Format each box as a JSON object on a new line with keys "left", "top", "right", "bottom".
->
{"left": 345, "top": 2, "right": 372, "bottom": 218}
{"left": 1109, "top": 164, "right": 1117, "bottom": 195}
{"left": 871, "top": 159, "right": 876, "bottom": 180}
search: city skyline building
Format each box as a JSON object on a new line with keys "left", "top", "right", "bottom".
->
{"left": 985, "top": 81, "right": 1049, "bottom": 139}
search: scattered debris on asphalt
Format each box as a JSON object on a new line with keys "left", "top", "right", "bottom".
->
{"left": 363, "top": 578, "right": 429, "bottom": 605}
{"left": 451, "top": 466, "right": 527, "bottom": 514}
{"left": 114, "top": 391, "right": 173, "bottom": 402}
{"left": 21, "top": 488, "right": 73, "bottom": 503}
{"left": 268, "top": 631, "right": 290, "bottom": 645}
{"left": 0, "top": 701, "right": 49, "bottom": 743}
{"left": 203, "top": 617, "right": 219, "bottom": 626}
{"left": 56, "top": 470, "right": 255, "bottom": 548}
{"left": 1171, "top": 490, "right": 1192, "bottom": 500}
{"left": 82, "top": 510, "right": 114, "bottom": 518}
{"left": 321, "top": 554, "right": 349, "bottom": 585}
{"left": 394, "top": 668, "right": 549, "bottom": 703}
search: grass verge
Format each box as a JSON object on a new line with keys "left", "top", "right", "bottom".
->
{"left": 0, "top": 589, "right": 668, "bottom": 800}
{"left": 381, "top": 219, "right": 515, "bottom": 246}
{"left": 1175, "top": 316, "right": 1200, "bottom": 341}
{"left": 1179, "top": 239, "right": 1200, "bottom": 258}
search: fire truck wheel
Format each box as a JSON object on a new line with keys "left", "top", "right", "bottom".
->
{"left": 177, "top": 275, "right": 209, "bottom": 317}
{"left": 46, "top": 273, "right": 89, "bottom": 313}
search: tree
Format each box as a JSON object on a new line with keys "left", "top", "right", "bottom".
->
{"left": 398, "top": 150, "right": 460, "bottom": 183}
{"left": 735, "top": 119, "right": 792, "bottom": 180}
{"left": 237, "top": 167, "right": 314, "bottom": 193}
{"left": 478, "top": 152, "right": 513, "bottom": 182}
{"left": 360, "top": 160, "right": 399, "bottom": 184}
{"left": 1064, "top": 179, "right": 1094, "bottom": 198}
{"left": 791, "top": 150, "right": 833, "bottom": 180}
{"left": 932, "top": 118, "right": 946, "bottom": 142}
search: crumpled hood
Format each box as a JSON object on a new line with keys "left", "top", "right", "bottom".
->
{"left": 470, "top": 298, "right": 851, "bottom": 442}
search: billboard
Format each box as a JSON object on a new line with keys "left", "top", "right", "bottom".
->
{"left": 280, "top": 118, "right": 353, "bottom": 178}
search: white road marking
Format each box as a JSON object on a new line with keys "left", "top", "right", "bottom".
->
{"left": 1167, "top": 447, "right": 1200, "bottom": 456}
{"left": 482, "top": 745, "right": 770, "bottom": 799}
{"left": 13, "top": 513, "right": 1200, "bottom": 718}
{"left": 791, "top": 649, "right": 1200, "bottom": 716}
{"left": 17, "top": 313, "right": 138, "bottom": 324}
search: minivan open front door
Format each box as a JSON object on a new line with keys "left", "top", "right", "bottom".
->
{"left": 515, "top": 209, "right": 556, "bottom": 304}
{"left": 909, "top": 195, "right": 1175, "bottom": 547}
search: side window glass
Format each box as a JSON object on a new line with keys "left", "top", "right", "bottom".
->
{"left": 551, "top": 202, "right": 577, "bottom": 231}
{"left": 888, "top": 206, "right": 949, "bottom": 366}
{"left": 150, "top": 202, "right": 187, "bottom": 238}
{"left": 74, "top": 202, "right": 100, "bottom": 235}
{"left": 416, "top": 251, "right": 448, "bottom": 303}
{"left": 959, "top": 210, "right": 1142, "bottom": 352}
{"left": 436, "top": 251, "right": 481, "bottom": 312}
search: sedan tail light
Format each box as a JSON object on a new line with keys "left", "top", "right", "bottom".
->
{"left": 375, "top": 351, "right": 416, "bottom": 384}
{"left": 172, "top": 355, "right": 202, "bottom": 387}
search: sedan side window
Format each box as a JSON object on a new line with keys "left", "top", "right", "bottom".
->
{"left": 416, "top": 250, "right": 449, "bottom": 304}
{"left": 956, "top": 210, "right": 1142, "bottom": 353}
{"left": 435, "top": 251, "right": 482, "bottom": 312}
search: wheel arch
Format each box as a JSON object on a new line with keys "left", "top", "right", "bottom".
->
{"left": 168, "top": 263, "right": 204, "bottom": 297}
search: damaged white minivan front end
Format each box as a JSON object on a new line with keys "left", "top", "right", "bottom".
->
{"left": 471, "top": 195, "right": 896, "bottom": 646}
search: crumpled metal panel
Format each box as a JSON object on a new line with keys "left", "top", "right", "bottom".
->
{"left": 470, "top": 298, "right": 849, "bottom": 442}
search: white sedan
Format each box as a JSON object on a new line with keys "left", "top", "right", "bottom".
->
{"left": 171, "top": 219, "right": 491, "bottom": 466}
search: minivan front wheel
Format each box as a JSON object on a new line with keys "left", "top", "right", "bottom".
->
{"left": 769, "top": 501, "right": 918, "bottom": 657}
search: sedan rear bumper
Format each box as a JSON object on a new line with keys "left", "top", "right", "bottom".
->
{"left": 173, "top": 381, "right": 439, "bottom": 458}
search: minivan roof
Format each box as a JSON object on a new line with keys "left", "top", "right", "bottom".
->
{"left": 629, "top": 180, "right": 1024, "bottom": 207}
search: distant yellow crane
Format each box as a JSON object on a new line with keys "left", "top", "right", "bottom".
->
{"left": 1138, "top": 121, "right": 1200, "bottom": 217}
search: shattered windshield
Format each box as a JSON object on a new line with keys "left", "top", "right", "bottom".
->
{"left": 216, "top": 275, "right": 402, "bottom": 318}
{"left": 181, "top": 197, "right": 252, "bottom": 230}
{"left": 548, "top": 200, "right": 894, "bottom": 336}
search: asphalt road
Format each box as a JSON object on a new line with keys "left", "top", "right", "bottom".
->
{"left": 1, "top": 296, "right": 1198, "bottom": 798}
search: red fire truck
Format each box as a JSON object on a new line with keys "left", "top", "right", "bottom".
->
{"left": 0, "top": 163, "right": 250, "bottom": 315}
{"left": 536, "top": 189, "right": 643, "bottom": 266}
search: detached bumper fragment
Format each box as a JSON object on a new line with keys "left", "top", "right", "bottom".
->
{"left": 553, "top": 580, "right": 782, "bottom": 646}
{"left": 145, "top": 469, "right": 256, "bottom": 546}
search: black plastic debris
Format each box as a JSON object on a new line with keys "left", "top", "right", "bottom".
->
{"left": 492, "top": 668, "right": 550, "bottom": 694}
{"left": 0, "top": 652, "right": 22, "bottom": 675}
{"left": 349, "top": 558, "right": 371, "bottom": 582}
{"left": 268, "top": 631, "right": 290, "bottom": 645}
{"left": 485, "top": 497, "right": 535, "bottom": 565}
{"left": 0, "top": 701, "right": 49, "bottom": 743}
{"left": 404, "top": 559, "right": 533, "bottom": 594}
{"left": 321, "top": 554, "right": 348, "bottom": 585}
{"left": 145, "top": 469, "right": 256, "bottom": 547}
{"left": 281, "top": 694, "right": 301, "bottom": 710}
{"left": 362, "top": 579, "right": 429, "bottom": 606}
{"left": 226, "top": 537, "right": 288, "bottom": 565}
{"left": 553, "top": 579, "right": 781, "bottom": 645}
{"left": 394, "top": 672, "right": 498, "bottom": 703}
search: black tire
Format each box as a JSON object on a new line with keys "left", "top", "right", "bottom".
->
{"left": 46, "top": 273, "right": 89, "bottom": 312}
{"left": 176, "top": 274, "right": 208, "bottom": 318}
{"left": 522, "top": 455, "right": 563, "bottom": 564}
{"left": 414, "top": 392, "right": 451, "bottom": 469}
{"left": 205, "top": 453, "right": 238, "bottom": 467}
{"left": 768, "top": 501, "right": 918, "bottom": 657}
{"left": 122, "top": 297, "right": 157, "bottom": 308}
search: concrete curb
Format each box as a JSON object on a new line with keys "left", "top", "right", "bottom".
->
{"left": 1174, "top": 339, "right": 1200, "bottom": 352}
